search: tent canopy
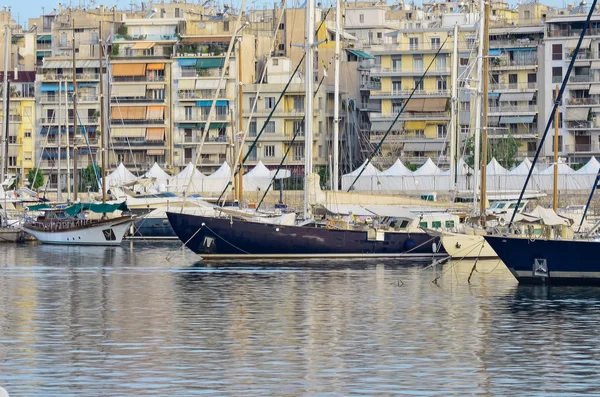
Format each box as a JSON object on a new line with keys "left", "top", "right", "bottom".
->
{"left": 345, "top": 159, "right": 381, "bottom": 177}
{"left": 413, "top": 158, "right": 442, "bottom": 176}
{"left": 208, "top": 161, "right": 232, "bottom": 178}
{"left": 486, "top": 157, "right": 509, "bottom": 175}
{"left": 381, "top": 159, "right": 413, "bottom": 176}
{"left": 245, "top": 161, "right": 271, "bottom": 178}
{"left": 510, "top": 158, "right": 533, "bottom": 175}
{"left": 540, "top": 161, "right": 574, "bottom": 175}
{"left": 175, "top": 162, "right": 206, "bottom": 180}
{"left": 575, "top": 156, "right": 600, "bottom": 174}
{"left": 106, "top": 162, "right": 137, "bottom": 187}
{"left": 143, "top": 162, "right": 171, "bottom": 181}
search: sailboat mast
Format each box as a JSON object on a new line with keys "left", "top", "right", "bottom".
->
{"left": 58, "top": 80, "right": 62, "bottom": 201}
{"left": 72, "top": 19, "right": 78, "bottom": 201}
{"left": 237, "top": 39, "right": 244, "bottom": 204}
{"left": 472, "top": 0, "right": 485, "bottom": 209}
{"left": 479, "top": 0, "right": 489, "bottom": 224}
{"left": 553, "top": 85, "right": 559, "bottom": 211}
{"left": 332, "top": 0, "right": 341, "bottom": 191}
{"left": 303, "top": 0, "right": 316, "bottom": 219}
{"left": 449, "top": 23, "right": 459, "bottom": 194}
{"left": 0, "top": 25, "right": 9, "bottom": 183}
{"left": 99, "top": 21, "right": 106, "bottom": 204}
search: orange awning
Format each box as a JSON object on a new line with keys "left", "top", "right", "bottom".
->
{"left": 111, "top": 106, "right": 146, "bottom": 120}
{"left": 403, "top": 98, "right": 426, "bottom": 112}
{"left": 146, "top": 128, "right": 165, "bottom": 141}
{"left": 146, "top": 106, "right": 165, "bottom": 120}
{"left": 147, "top": 63, "right": 165, "bottom": 70}
{"left": 111, "top": 63, "right": 147, "bottom": 76}
{"left": 130, "top": 42, "right": 156, "bottom": 50}
{"left": 147, "top": 149, "right": 165, "bottom": 155}
{"left": 110, "top": 107, "right": 126, "bottom": 120}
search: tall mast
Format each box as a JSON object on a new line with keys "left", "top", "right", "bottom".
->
{"left": 303, "top": 0, "right": 316, "bottom": 219}
{"left": 72, "top": 18, "right": 78, "bottom": 201}
{"left": 58, "top": 80, "right": 62, "bottom": 201}
{"left": 236, "top": 38, "right": 244, "bottom": 204}
{"left": 332, "top": 0, "right": 341, "bottom": 191}
{"left": 449, "top": 23, "right": 459, "bottom": 194}
{"left": 553, "top": 85, "right": 559, "bottom": 211}
{"left": 99, "top": 21, "right": 106, "bottom": 203}
{"left": 0, "top": 25, "right": 10, "bottom": 183}
{"left": 479, "top": 0, "right": 489, "bottom": 225}
{"left": 472, "top": 0, "right": 485, "bottom": 211}
{"left": 65, "top": 80, "right": 71, "bottom": 199}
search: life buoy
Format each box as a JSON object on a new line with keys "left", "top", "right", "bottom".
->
{"left": 326, "top": 219, "right": 336, "bottom": 230}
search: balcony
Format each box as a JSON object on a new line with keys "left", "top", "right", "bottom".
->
{"left": 42, "top": 73, "right": 100, "bottom": 81}
{"left": 370, "top": 89, "right": 450, "bottom": 98}
{"left": 113, "top": 34, "right": 178, "bottom": 42}
{"left": 490, "top": 39, "right": 541, "bottom": 48}
{"left": 569, "top": 75, "right": 597, "bottom": 83}
{"left": 564, "top": 143, "right": 600, "bottom": 153}
{"left": 566, "top": 97, "right": 600, "bottom": 106}
{"left": 490, "top": 58, "right": 538, "bottom": 70}
{"left": 110, "top": 96, "right": 165, "bottom": 104}
{"left": 174, "top": 111, "right": 230, "bottom": 123}
{"left": 369, "top": 111, "right": 450, "bottom": 121}
{"left": 177, "top": 90, "right": 228, "bottom": 100}
{"left": 369, "top": 132, "right": 431, "bottom": 143}
{"left": 489, "top": 82, "right": 537, "bottom": 91}
{"left": 566, "top": 50, "right": 599, "bottom": 61}
{"left": 180, "top": 69, "right": 230, "bottom": 79}
{"left": 370, "top": 66, "right": 450, "bottom": 76}
{"left": 362, "top": 42, "right": 452, "bottom": 53}
{"left": 8, "top": 115, "right": 22, "bottom": 122}
{"left": 110, "top": 119, "right": 165, "bottom": 126}
{"left": 488, "top": 105, "right": 538, "bottom": 115}
{"left": 360, "top": 81, "right": 381, "bottom": 91}
{"left": 547, "top": 28, "right": 600, "bottom": 38}
{"left": 358, "top": 102, "right": 381, "bottom": 112}
{"left": 41, "top": 117, "right": 99, "bottom": 125}
{"left": 567, "top": 120, "right": 597, "bottom": 129}
{"left": 112, "top": 75, "right": 165, "bottom": 83}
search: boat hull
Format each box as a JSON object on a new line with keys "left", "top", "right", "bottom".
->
{"left": 440, "top": 232, "right": 497, "bottom": 259}
{"left": 166, "top": 212, "right": 445, "bottom": 259}
{"left": 130, "top": 216, "right": 177, "bottom": 239}
{"left": 0, "top": 228, "right": 24, "bottom": 243}
{"left": 23, "top": 217, "right": 133, "bottom": 246}
{"left": 484, "top": 235, "right": 600, "bottom": 285}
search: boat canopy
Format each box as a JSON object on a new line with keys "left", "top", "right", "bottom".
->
{"left": 64, "top": 202, "right": 130, "bottom": 217}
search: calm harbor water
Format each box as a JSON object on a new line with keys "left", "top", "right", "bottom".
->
{"left": 1, "top": 242, "right": 600, "bottom": 396}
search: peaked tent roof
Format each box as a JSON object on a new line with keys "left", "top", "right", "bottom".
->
{"left": 345, "top": 159, "right": 381, "bottom": 177}
{"left": 457, "top": 157, "right": 474, "bottom": 176}
{"left": 381, "top": 159, "right": 413, "bottom": 176}
{"left": 510, "top": 158, "right": 533, "bottom": 175}
{"left": 486, "top": 157, "right": 509, "bottom": 175}
{"left": 208, "top": 161, "right": 232, "bottom": 178}
{"left": 413, "top": 158, "right": 442, "bottom": 176}
{"left": 245, "top": 161, "right": 271, "bottom": 178}
{"left": 575, "top": 156, "right": 600, "bottom": 174}
{"left": 143, "top": 162, "right": 171, "bottom": 181}
{"left": 540, "top": 161, "right": 574, "bottom": 175}
{"left": 106, "top": 162, "right": 137, "bottom": 186}
{"left": 175, "top": 162, "right": 206, "bottom": 180}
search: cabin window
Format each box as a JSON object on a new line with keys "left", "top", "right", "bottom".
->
{"left": 445, "top": 220, "right": 455, "bottom": 228}
{"left": 399, "top": 220, "right": 409, "bottom": 228}
{"left": 431, "top": 221, "right": 442, "bottom": 228}
{"left": 419, "top": 221, "right": 428, "bottom": 228}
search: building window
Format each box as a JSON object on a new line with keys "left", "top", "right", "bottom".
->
{"left": 392, "top": 56, "right": 401, "bottom": 71}
{"left": 8, "top": 157, "right": 16, "bottom": 167}
{"left": 264, "top": 145, "right": 275, "bottom": 157}
{"left": 413, "top": 55, "right": 423, "bottom": 71}
{"left": 8, "top": 136, "right": 16, "bottom": 144}
{"left": 460, "top": 125, "right": 470, "bottom": 135}
{"left": 265, "top": 121, "right": 275, "bottom": 133}
{"left": 409, "top": 37, "right": 419, "bottom": 50}
{"left": 368, "top": 31, "right": 373, "bottom": 43}
{"left": 249, "top": 121, "right": 257, "bottom": 137}
{"left": 293, "top": 143, "right": 304, "bottom": 161}
{"left": 392, "top": 79, "right": 402, "bottom": 93}
{"left": 318, "top": 145, "right": 323, "bottom": 158}
{"left": 431, "top": 37, "right": 441, "bottom": 50}
{"left": 265, "top": 97, "right": 276, "bottom": 109}
{"left": 552, "top": 67, "right": 562, "bottom": 84}
{"left": 273, "top": 59, "right": 279, "bottom": 66}
{"left": 184, "top": 106, "right": 193, "bottom": 120}
{"left": 459, "top": 57, "right": 469, "bottom": 66}
{"left": 24, "top": 130, "right": 32, "bottom": 138}
{"left": 223, "top": 21, "right": 230, "bottom": 32}
{"left": 249, "top": 96, "right": 256, "bottom": 110}
{"left": 552, "top": 44, "right": 562, "bottom": 61}
{"left": 279, "top": 23, "right": 285, "bottom": 30}
{"left": 437, "top": 124, "right": 447, "bottom": 138}
{"left": 436, "top": 56, "right": 446, "bottom": 71}
{"left": 278, "top": 44, "right": 285, "bottom": 52}
{"left": 359, "top": 14, "right": 364, "bottom": 24}
{"left": 293, "top": 120, "right": 305, "bottom": 135}
{"left": 414, "top": 78, "right": 423, "bottom": 91}
{"left": 437, "top": 78, "right": 447, "bottom": 91}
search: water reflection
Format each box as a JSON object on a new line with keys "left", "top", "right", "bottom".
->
{"left": 1, "top": 244, "right": 600, "bottom": 395}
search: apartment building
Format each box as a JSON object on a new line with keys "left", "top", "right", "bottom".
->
{"left": 241, "top": 57, "right": 335, "bottom": 176}
{"left": 543, "top": 13, "right": 600, "bottom": 165}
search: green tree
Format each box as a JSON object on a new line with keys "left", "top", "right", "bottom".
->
{"left": 81, "top": 165, "right": 102, "bottom": 192}
{"left": 405, "top": 162, "right": 419, "bottom": 172}
{"left": 27, "top": 168, "right": 44, "bottom": 190}
{"left": 463, "top": 133, "right": 519, "bottom": 170}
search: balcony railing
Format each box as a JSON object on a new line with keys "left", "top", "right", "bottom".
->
{"left": 8, "top": 115, "right": 22, "bottom": 122}
{"left": 110, "top": 119, "right": 165, "bottom": 125}
{"left": 358, "top": 102, "right": 381, "bottom": 111}
{"left": 181, "top": 69, "right": 228, "bottom": 78}
{"left": 569, "top": 75, "right": 597, "bottom": 83}
{"left": 174, "top": 112, "right": 229, "bottom": 122}
{"left": 114, "top": 34, "right": 178, "bottom": 42}
{"left": 566, "top": 97, "right": 600, "bottom": 106}
{"left": 489, "top": 82, "right": 537, "bottom": 90}
{"left": 370, "top": 66, "right": 450, "bottom": 75}
{"left": 564, "top": 143, "right": 600, "bottom": 153}
{"left": 370, "top": 111, "right": 450, "bottom": 120}
{"left": 552, "top": 76, "right": 563, "bottom": 84}
{"left": 41, "top": 117, "right": 99, "bottom": 124}
{"left": 370, "top": 89, "right": 450, "bottom": 97}
{"left": 112, "top": 75, "right": 165, "bottom": 83}
{"left": 177, "top": 90, "right": 228, "bottom": 100}
{"left": 110, "top": 96, "right": 165, "bottom": 103}
{"left": 360, "top": 81, "right": 381, "bottom": 90}
{"left": 42, "top": 73, "right": 100, "bottom": 81}
{"left": 488, "top": 105, "right": 538, "bottom": 113}
{"left": 490, "top": 58, "right": 537, "bottom": 68}
{"left": 548, "top": 28, "right": 600, "bottom": 37}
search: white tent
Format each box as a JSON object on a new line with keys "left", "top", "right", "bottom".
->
{"left": 381, "top": 159, "right": 413, "bottom": 176}
{"left": 208, "top": 161, "right": 232, "bottom": 179}
{"left": 172, "top": 162, "right": 206, "bottom": 192}
{"left": 510, "top": 158, "right": 533, "bottom": 175}
{"left": 486, "top": 157, "right": 509, "bottom": 175}
{"left": 202, "top": 161, "right": 232, "bottom": 192}
{"left": 575, "top": 157, "right": 600, "bottom": 174}
{"left": 243, "top": 161, "right": 273, "bottom": 191}
{"left": 341, "top": 159, "right": 382, "bottom": 191}
{"left": 413, "top": 158, "right": 442, "bottom": 176}
{"left": 540, "top": 161, "right": 573, "bottom": 175}
{"left": 143, "top": 162, "right": 171, "bottom": 184}
{"left": 106, "top": 162, "right": 137, "bottom": 187}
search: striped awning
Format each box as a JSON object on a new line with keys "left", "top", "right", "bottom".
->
{"left": 500, "top": 116, "right": 535, "bottom": 124}
{"left": 146, "top": 128, "right": 165, "bottom": 141}
{"left": 403, "top": 142, "right": 445, "bottom": 152}
{"left": 500, "top": 92, "right": 535, "bottom": 102}
{"left": 178, "top": 79, "right": 195, "bottom": 90}
{"left": 147, "top": 63, "right": 165, "bottom": 70}
{"left": 565, "top": 108, "right": 590, "bottom": 121}
{"left": 111, "top": 127, "right": 146, "bottom": 138}
{"left": 131, "top": 42, "right": 156, "bottom": 50}
{"left": 112, "top": 84, "right": 146, "bottom": 97}
{"left": 147, "top": 149, "right": 165, "bottom": 156}
{"left": 111, "top": 106, "right": 147, "bottom": 120}
{"left": 146, "top": 106, "right": 165, "bottom": 120}
{"left": 178, "top": 58, "right": 197, "bottom": 67}
{"left": 112, "top": 63, "right": 147, "bottom": 76}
